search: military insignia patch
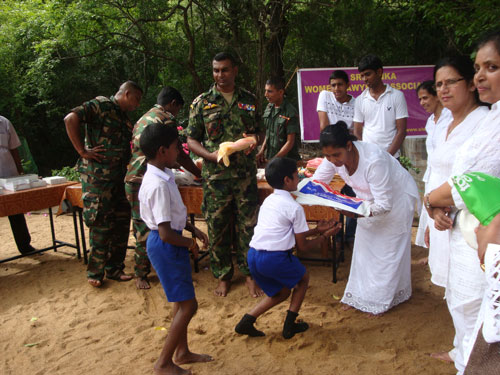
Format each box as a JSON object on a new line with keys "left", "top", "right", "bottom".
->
{"left": 238, "top": 103, "right": 255, "bottom": 111}
{"left": 203, "top": 103, "right": 219, "bottom": 110}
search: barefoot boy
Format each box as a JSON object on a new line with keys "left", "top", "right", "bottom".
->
{"left": 235, "top": 157, "right": 341, "bottom": 339}
{"left": 138, "top": 123, "right": 213, "bottom": 374}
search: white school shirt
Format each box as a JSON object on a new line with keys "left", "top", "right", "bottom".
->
{"left": 316, "top": 90, "right": 356, "bottom": 129}
{"left": 249, "top": 189, "right": 309, "bottom": 251}
{"left": 138, "top": 164, "right": 187, "bottom": 231}
{"left": 353, "top": 85, "right": 408, "bottom": 158}
{"left": 0, "top": 115, "right": 22, "bottom": 178}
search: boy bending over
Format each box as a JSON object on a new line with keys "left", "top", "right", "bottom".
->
{"left": 138, "top": 123, "right": 213, "bottom": 374}
{"left": 235, "top": 157, "right": 341, "bottom": 339}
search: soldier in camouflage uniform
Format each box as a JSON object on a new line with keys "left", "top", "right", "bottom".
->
{"left": 64, "top": 81, "right": 143, "bottom": 287}
{"left": 256, "top": 77, "right": 301, "bottom": 165}
{"left": 187, "top": 52, "right": 264, "bottom": 297}
{"left": 125, "top": 86, "right": 200, "bottom": 289}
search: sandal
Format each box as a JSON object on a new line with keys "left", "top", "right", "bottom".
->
{"left": 106, "top": 269, "right": 133, "bottom": 282}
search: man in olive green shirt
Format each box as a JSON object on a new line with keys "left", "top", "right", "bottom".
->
{"left": 257, "top": 77, "right": 301, "bottom": 165}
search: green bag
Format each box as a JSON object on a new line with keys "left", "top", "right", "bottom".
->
{"left": 451, "top": 172, "right": 500, "bottom": 226}
{"left": 17, "top": 136, "right": 38, "bottom": 175}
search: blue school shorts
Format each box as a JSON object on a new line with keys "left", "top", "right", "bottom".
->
{"left": 147, "top": 230, "right": 195, "bottom": 302}
{"left": 247, "top": 247, "right": 306, "bottom": 297}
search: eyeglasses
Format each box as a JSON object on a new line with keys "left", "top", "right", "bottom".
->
{"left": 435, "top": 78, "right": 465, "bottom": 90}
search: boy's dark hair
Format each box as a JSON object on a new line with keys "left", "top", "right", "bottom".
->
{"left": 320, "top": 121, "right": 357, "bottom": 149}
{"left": 213, "top": 52, "right": 238, "bottom": 67}
{"left": 265, "top": 157, "right": 297, "bottom": 189}
{"left": 416, "top": 80, "right": 437, "bottom": 97}
{"left": 157, "top": 86, "right": 184, "bottom": 107}
{"left": 266, "top": 76, "right": 286, "bottom": 90}
{"left": 329, "top": 70, "right": 349, "bottom": 84}
{"left": 140, "top": 123, "right": 179, "bottom": 161}
{"left": 358, "top": 54, "right": 383, "bottom": 72}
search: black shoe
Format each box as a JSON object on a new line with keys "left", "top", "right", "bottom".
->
{"left": 283, "top": 310, "right": 309, "bottom": 339}
{"left": 283, "top": 321, "right": 309, "bottom": 339}
{"left": 235, "top": 314, "right": 265, "bottom": 337}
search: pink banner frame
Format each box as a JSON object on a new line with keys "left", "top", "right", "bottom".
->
{"left": 297, "top": 66, "right": 434, "bottom": 142}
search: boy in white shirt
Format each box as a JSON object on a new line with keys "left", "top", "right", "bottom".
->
{"left": 138, "top": 123, "right": 213, "bottom": 374}
{"left": 353, "top": 54, "right": 408, "bottom": 158}
{"left": 235, "top": 157, "right": 341, "bottom": 339}
{"left": 316, "top": 70, "right": 356, "bottom": 132}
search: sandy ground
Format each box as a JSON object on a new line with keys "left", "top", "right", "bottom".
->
{"left": 0, "top": 211, "right": 457, "bottom": 375}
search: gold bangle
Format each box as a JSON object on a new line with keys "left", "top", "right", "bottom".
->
{"left": 480, "top": 263, "right": 486, "bottom": 272}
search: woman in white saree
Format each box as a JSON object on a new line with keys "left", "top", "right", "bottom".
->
{"left": 414, "top": 80, "right": 453, "bottom": 282}
{"left": 425, "top": 55, "right": 490, "bottom": 365}
{"left": 313, "top": 122, "right": 418, "bottom": 315}
{"left": 426, "top": 31, "right": 500, "bottom": 374}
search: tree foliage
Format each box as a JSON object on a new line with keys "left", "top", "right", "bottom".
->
{"left": 0, "top": 0, "right": 498, "bottom": 174}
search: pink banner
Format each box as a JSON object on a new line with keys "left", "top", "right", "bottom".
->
{"left": 297, "top": 66, "right": 434, "bottom": 141}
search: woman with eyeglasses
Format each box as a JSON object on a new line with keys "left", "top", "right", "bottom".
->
{"left": 425, "top": 31, "right": 500, "bottom": 374}
{"left": 415, "top": 81, "right": 453, "bottom": 278}
{"left": 313, "top": 122, "right": 419, "bottom": 316}
{"left": 422, "top": 56, "right": 489, "bottom": 366}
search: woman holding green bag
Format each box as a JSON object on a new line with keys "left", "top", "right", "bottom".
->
{"left": 425, "top": 30, "right": 500, "bottom": 374}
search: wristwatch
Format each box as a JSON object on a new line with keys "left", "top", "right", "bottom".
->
{"left": 424, "top": 193, "right": 432, "bottom": 209}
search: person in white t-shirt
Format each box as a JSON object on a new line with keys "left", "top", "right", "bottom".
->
{"left": 234, "top": 157, "right": 341, "bottom": 339}
{"left": 317, "top": 70, "right": 356, "bottom": 132}
{"left": 353, "top": 54, "right": 408, "bottom": 158}
{"left": 0, "top": 115, "right": 36, "bottom": 255}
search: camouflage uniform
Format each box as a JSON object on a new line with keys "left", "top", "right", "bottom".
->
{"left": 262, "top": 97, "right": 301, "bottom": 161}
{"left": 72, "top": 96, "right": 132, "bottom": 281}
{"left": 125, "top": 105, "right": 178, "bottom": 278}
{"left": 187, "top": 84, "right": 262, "bottom": 280}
